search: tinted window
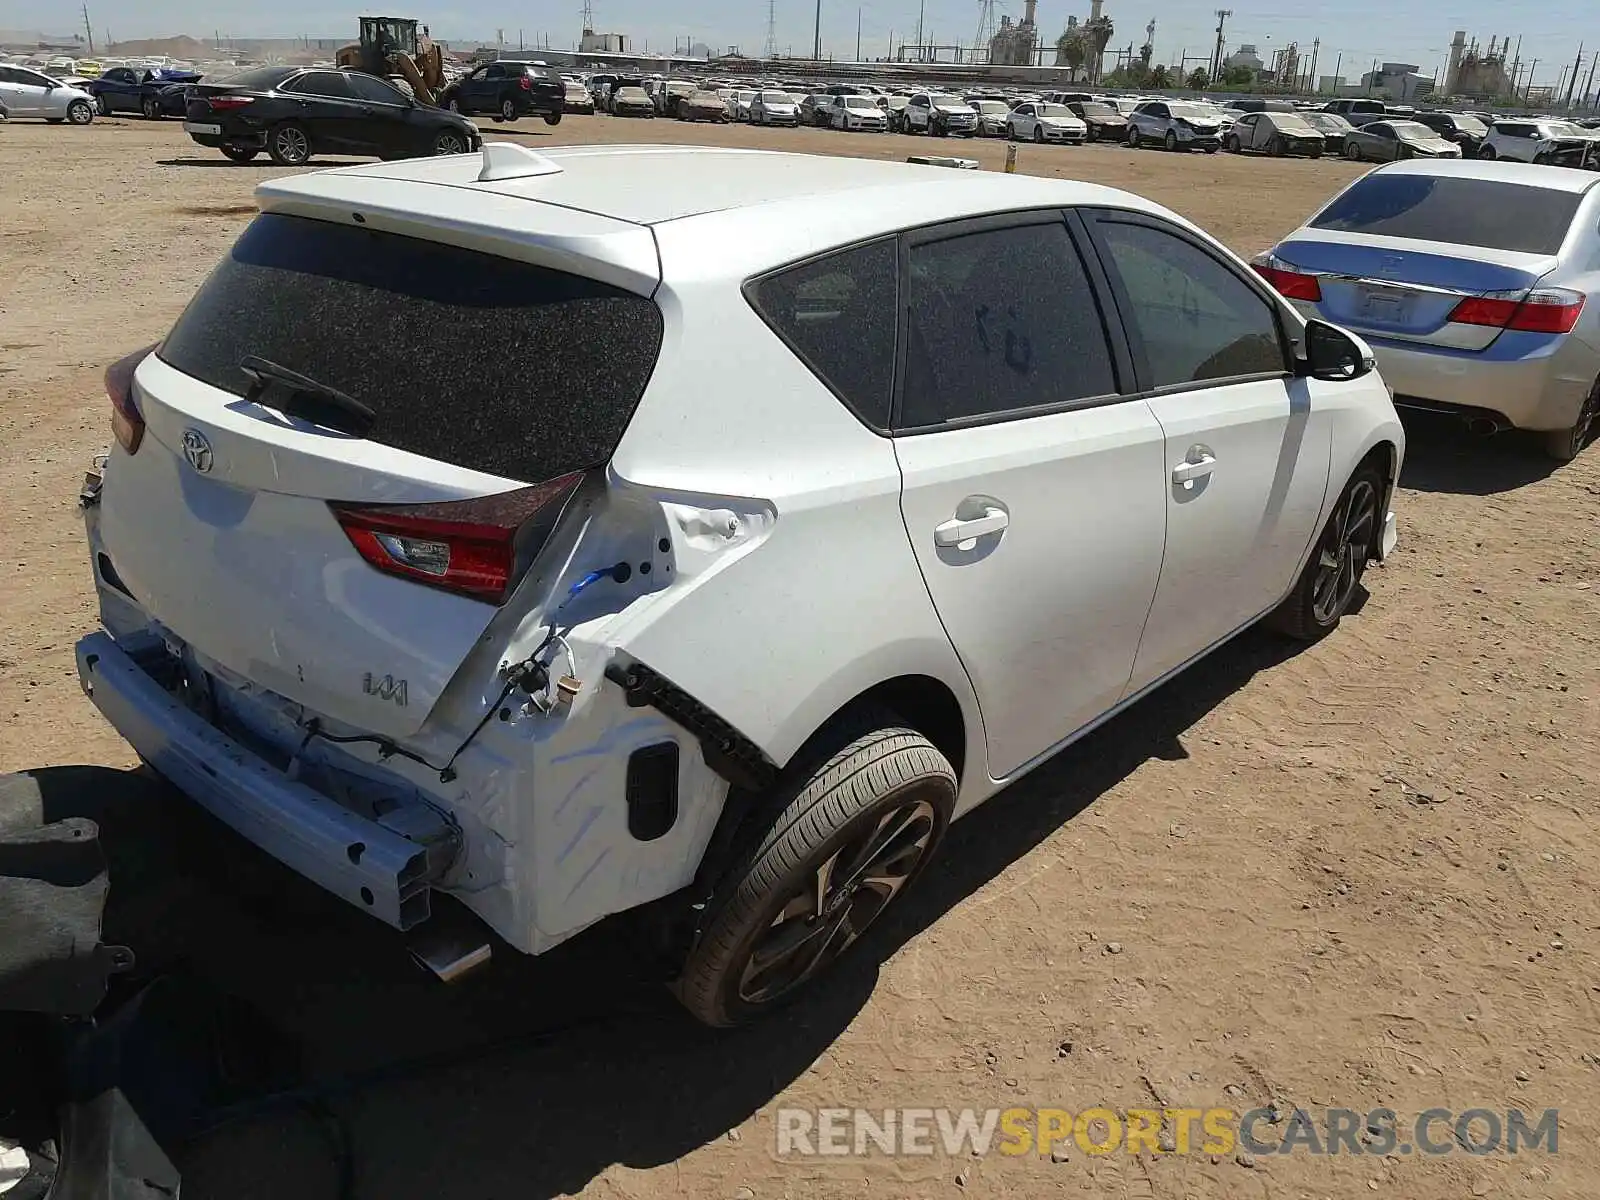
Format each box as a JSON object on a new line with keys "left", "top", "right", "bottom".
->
{"left": 285, "top": 71, "right": 354, "bottom": 98}
{"left": 159, "top": 215, "right": 664, "bottom": 482}
{"left": 1098, "top": 220, "right": 1286, "bottom": 388}
{"left": 213, "top": 66, "right": 298, "bottom": 89}
{"left": 901, "top": 222, "right": 1117, "bottom": 428}
{"left": 348, "top": 72, "right": 407, "bottom": 103}
{"left": 1310, "top": 175, "right": 1581, "bottom": 254}
{"left": 746, "top": 238, "right": 898, "bottom": 429}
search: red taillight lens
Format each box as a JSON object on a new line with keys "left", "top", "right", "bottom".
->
{"left": 1449, "top": 287, "right": 1586, "bottom": 335}
{"left": 1251, "top": 253, "right": 1323, "bottom": 302}
{"left": 331, "top": 472, "right": 586, "bottom": 604}
{"left": 207, "top": 95, "right": 254, "bottom": 110}
{"left": 519, "top": 75, "right": 532, "bottom": 90}
{"left": 105, "top": 344, "right": 157, "bottom": 455}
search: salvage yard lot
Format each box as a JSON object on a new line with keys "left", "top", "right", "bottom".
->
{"left": 2, "top": 115, "right": 1598, "bottom": 1199}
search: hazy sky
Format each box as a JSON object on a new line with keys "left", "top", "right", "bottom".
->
{"left": 12, "top": 0, "right": 1600, "bottom": 92}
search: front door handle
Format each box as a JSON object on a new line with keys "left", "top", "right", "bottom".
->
{"left": 1172, "top": 454, "right": 1218, "bottom": 487}
{"left": 934, "top": 507, "right": 1009, "bottom": 547}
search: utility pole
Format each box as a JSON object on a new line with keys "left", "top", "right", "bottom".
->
{"left": 813, "top": 0, "right": 822, "bottom": 59}
{"left": 1305, "top": 38, "right": 1319, "bottom": 95}
{"left": 1209, "top": 9, "right": 1231, "bottom": 81}
{"left": 1331, "top": 50, "right": 1342, "bottom": 95}
{"left": 1366, "top": 57, "right": 1378, "bottom": 96}
{"left": 914, "top": 0, "right": 925, "bottom": 62}
{"left": 1525, "top": 58, "right": 1538, "bottom": 103}
{"left": 1583, "top": 51, "right": 1599, "bottom": 110}
{"left": 81, "top": 2, "right": 94, "bottom": 52}
{"left": 1564, "top": 44, "right": 1584, "bottom": 109}
{"left": 856, "top": 7, "right": 862, "bottom": 61}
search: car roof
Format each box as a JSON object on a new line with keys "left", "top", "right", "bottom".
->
{"left": 266, "top": 145, "right": 1159, "bottom": 230}
{"left": 1372, "top": 158, "right": 1600, "bottom": 193}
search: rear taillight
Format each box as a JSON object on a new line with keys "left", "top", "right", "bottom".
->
{"left": 1448, "top": 287, "right": 1586, "bottom": 335}
{"left": 207, "top": 95, "right": 254, "bottom": 110}
{"left": 331, "top": 471, "right": 587, "bottom": 604}
{"left": 519, "top": 75, "right": 532, "bottom": 90}
{"left": 105, "top": 344, "right": 157, "bottom": 455}
{"left": 1251, "top": 252, "right": 1323, "bottom": 302}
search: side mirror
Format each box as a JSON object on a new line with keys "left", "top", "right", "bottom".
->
{"left": 1301, "top": 319, "right": 1375, "bottom": 382}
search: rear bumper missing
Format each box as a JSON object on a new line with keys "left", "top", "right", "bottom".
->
{"left": 75, "top": 630, "right": 458, "bottom": 931}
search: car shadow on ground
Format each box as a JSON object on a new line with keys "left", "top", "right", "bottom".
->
{"left": 18, "top": 629, "right": 1306, "bottom": 1199}
{"left": 155, "top": 157, "right": 373, "bottom": 168}
{"left": 1396, "top": 413, "right": 1562, "bottom": 495}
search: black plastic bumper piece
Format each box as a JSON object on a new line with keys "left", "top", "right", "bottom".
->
{"left": 604, "top": 661, "right": 778, "bottom": 793}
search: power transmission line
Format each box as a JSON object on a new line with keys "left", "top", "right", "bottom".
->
{"left": 764, "top": 0, "right": 777, "bottom": 57}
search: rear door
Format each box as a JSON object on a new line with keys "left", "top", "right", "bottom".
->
{"left": 100, "top": 210, "right": 663, "bottom": 739}
{"left": 891, "top": 212, "right": 1168, "bottom": 779}
{"left": 1084, "top": 210, "right": 1331, "bottom": 693}
{"left": 280, "top": 70, "right": 366, "bottom": 152}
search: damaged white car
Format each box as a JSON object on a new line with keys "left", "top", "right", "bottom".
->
{"left": 77, "top": 142, "right": 1403, "bottom": 1026}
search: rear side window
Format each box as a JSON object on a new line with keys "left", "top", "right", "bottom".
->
{"left": 745, "top": 238, "right": 898, "bottom": 429}
{"left": 158, "top": 214, "right": 664, "bottom": 482}
{"left": 1310, "top": 175, "right": 1581, "bottom": 254}
{"left": 901, "top": 221, "right": 1118, "bottom": 428}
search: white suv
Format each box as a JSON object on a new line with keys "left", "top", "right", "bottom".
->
{"left": 77, "top": 143, "right": 1402, "bottom": 1026}
{"left": 903, "top": 91, "right": 979, "bottom": 136}
{"left": 1481, "top": 119, "right": 1592, "bottom": 165}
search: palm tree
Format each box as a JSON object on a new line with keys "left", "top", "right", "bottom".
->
{"left": 1084, "top": 16, "right": 1113, "bottom": 84}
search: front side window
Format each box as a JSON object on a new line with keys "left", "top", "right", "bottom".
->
{"left": 1096, "top": 219, "right": 1286, "bottom": 389}
{"left": 901, "top": 221, "right": 1118, "bottom": 428}
{"left": 348, "top": 72, "right": 406, "bottom": 103}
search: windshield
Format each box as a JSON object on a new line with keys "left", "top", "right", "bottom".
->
{"left": 1169, "top": 102, "right": 1220, "bottom": 120}
{"left": 1302, "top": 112, "right": 1351, "bottom": 132}
{"left": 976, "top": 100, "right": 1008, "bottom": 114}
{"left": 1386, "top": 121, "right": 1435, "bottom": 138}
{"left": 1452, "top": 114, "right": 1488, "bottom": 135}
{"left": 1037, "top": 104, "right": 1074, "bottom": 117}
{"left": 1310, "top": 175, "right": 1580, "bottom": 255}
{"left": 1079, "top": 102, "right": 1117, "bottom": 117}
{"left": 760, "top": 90, "right": 791, "bottom": 102}
{"left": 844, "top": 96, "right": 876, "bottom": 109}
{"left": 1271, "top": 116, "right": 1318, "bottom": 133}
{"left": 930, "top": 94, "right": 965, "bottom": 106}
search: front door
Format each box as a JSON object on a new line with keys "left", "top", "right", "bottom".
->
{"left": 284, "top": 70, "right": 367, "bottom": 153}
{"left": 892, "top": 213, "right": 1168, "bottom": 780}
{"left": 347, "top": 70, "right": 416, "bottom": 155}
{"left": 1083, "top": 211, "right": 1332, "bottom": 694}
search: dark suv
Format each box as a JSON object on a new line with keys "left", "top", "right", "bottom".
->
{"left": 1414, "top": 111, "right": 1489, "bottom": 157}
{"left": 439, "top": 61, "right": 564, "bottom": 124}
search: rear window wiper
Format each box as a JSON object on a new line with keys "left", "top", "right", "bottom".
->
{"left": 238, "top": 356, "right": 376, "bottom": 438}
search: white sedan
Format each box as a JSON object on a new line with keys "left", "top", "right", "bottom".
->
{"left": 77, "top": 143, "right": 1402, "bottom": 1029}
{"left": 1007, "top": 101, "right": 1087, "bottom": 143}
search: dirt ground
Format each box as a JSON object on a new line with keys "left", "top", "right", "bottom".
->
{"left": 2, "top": 114, "right": 1598, "bottom": 1200}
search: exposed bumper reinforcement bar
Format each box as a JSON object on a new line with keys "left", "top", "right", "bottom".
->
{"left": 75, "top": 631, "right": 457, "bottom": 931}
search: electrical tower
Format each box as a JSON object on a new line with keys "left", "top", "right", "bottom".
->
{"left": 972, "top": 0, "right": 997, "bottom": 63}
{"left": 580, "top": 0, "right": 594, "bottom": 33}
{"left": 1210, "top": 8, "right": 1231, "bottom": 80}
{"left": 764, "top": 0, "right": 778, "bottom": 57}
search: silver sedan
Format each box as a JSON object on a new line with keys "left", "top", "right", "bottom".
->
{"left": 0, "top": 64, "right": 96, "bottom": 123}
{"left": 1259, "top": 159, "right": 1600, "bottom": 461}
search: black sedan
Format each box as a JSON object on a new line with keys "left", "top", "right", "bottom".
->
{"left": 1414, "top": 110, "right": 1490, "bottom": 157}
{"left": 1067, "top": 100, "right": 1129, "bottom": 143}
{"left": 183, "top": 66, "right": 480, "bottom": 165}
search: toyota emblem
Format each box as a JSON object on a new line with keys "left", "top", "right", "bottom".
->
{"left": 181, "top": 429, "right": 214, "bottom": 474}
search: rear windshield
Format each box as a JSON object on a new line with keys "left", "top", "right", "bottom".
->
{"left": 158, "top": 214, "right": 664, "bottom": 482}
{"left": 1310, "top": 175, "right": 1581, "bottom": 255}
{"left": 209, "top": 66, "right": 297, "bottom": 89}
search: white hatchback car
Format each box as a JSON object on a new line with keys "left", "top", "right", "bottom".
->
{"left": 77, "top": 144, "right": 1402, "bottom": 1026}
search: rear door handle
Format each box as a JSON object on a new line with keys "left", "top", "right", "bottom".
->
{"left": 1172, "top": 454, "right": 1218, "bottom": 486}
{"left": 934, "top": 507, "right": 1009, "bottom": 547}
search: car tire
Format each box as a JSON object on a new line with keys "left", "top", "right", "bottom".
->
{"left": 1311, "top": 146, "right": 1323, "bottom": 159}
{"left": 432, "top": 128, "right": 470, "bottom": 155}
{"left": 1086, "top": 126, "right": 1099, "bottom": 142}
{"left": 66, "top": 99, "right": 93, "bottom": 125}
{"left": 1033, "top": 125, "right": 1045, "bottom": 143}
{"left": 1544, "top": 378, "right": 1599, "bottom": 463}
{"left": 1126, "top": 128, "right": 1140, "bottom": 148}
{"left": 1345, "top": 141, "right": 1363, "bottom": 161}
{"left": 1226, "top": 135, "right": 1240, "bottom": 153}
{"left": 1478, "top": 144, "right": 1496, "bottom": 160}
{"left": 500, "top": 98, "right": 517, "bottom": 122}
{"left": 674, "top": 714, "right": 956, "bottom": 1028}
{"left": 1268, "top": 462, "right": 1385, "bottom": 641}
{"left": 95, "top": 94, "right": 111, "bottom": 116}
{"left": 446, "top": 98, "right": 463, "bottom": 114}
{"left": 1270, "top": 135, "right": 1286, "bottom": 157}
{"left": 265, "top": 121, "right": 312, "bottom": 166}
{"left": 220, "top": 144, "right": 259, "bottom": 162}
{"left": 544, "top": 111, "right": 562, "bottom": 125}
{"left": 1164, "top": 130, "right": 1179, "bottom": 151}
{"left": 141, "top": 96, "right": 161, "bottom": 120}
